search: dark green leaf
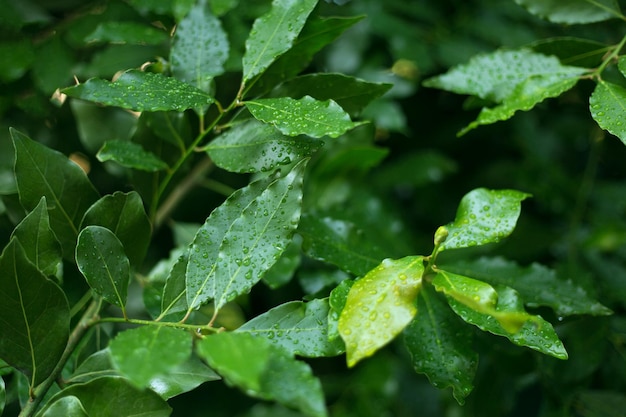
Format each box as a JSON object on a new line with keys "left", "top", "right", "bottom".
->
{"left": 328, "top": 279, "right": 354, "bottom": 341}
{"left": 237, "top": 299, "right": 344, "bottom": 357}
{"left": 573, "top": 391, "right": 626, "bottom": 417}
{"left": 440, "top": 257, "right": 611, "bottom": 316}
{"left": 246, "top": 96, "right": 365, "bottom": 138}
{"left": 530, "top": 37, "right": 609, "bottom": 68}
{"left": 404, "top": 285, "right": 477, "bottom": 405}
{"left": 437, "top": 188, "right": 530, "bottom": 252}
{"left": 109, "top": 326, "right": 192, "bottom": 388}
{"left": 171, "top": 0, "right": 229, "bottom": 91}
{"left": 97, "top": 140, "right": 169, "bottom": 172}
{"left": 262, "top": 234, "right": 302, "bottom": 289}
{"left": 373, "top": 150, "right": 457, "bottom": 188}
{"left": 160, "top": 250, "right": 190, "bottom": 318}
{"left": 11, "top": 197, "right": 62, "bottom": 275}
{"left": 0, "top": 239, "right": 69, "bottom": 386}
{"left": 0, "top": 40, "right": 34, "bottom": 82}
{"left": 514, "top": 0, "right": 622, "bottom": 23}
{"left": 32, "top": 37, "right": 74, "bottom": 94}
{"left": 205, "top": 119, "right": 322, "bottom": 173}
{"left": 42, "top": 396, "right": 89, "bottom": 417}
{"left": 81, "top": 191, "right": 152, "bottom": 267}
{"left": 0, "top": 377, "right": 4, "bottom": 415}
{"left": 70, "top": 101, "right": 138, "bottom": 153}
{"left": 62, "top": 70, "right": 214, "bottom": 112}
{"left": 76, "top": 226, "right": 131, "bottom": 312}
{"left": 339, "top": 256, "right": 424, "bottom": 367}
{"left": 85, "top": 22, "right": 168, "bottom": 45}
{"left": 590, "top": 80, "right": 626, "bottom": 145}
{"left": 197, "top": 332, "right": 327, "bottom": 417}
{"left": 242, "top": 0, "right": 318, "bottom": 83}
{"left": 11, "top": 128, "right": 99, "bottom": 258}
{"left": 68, "top": 350, "right": 120, "bottom": 384}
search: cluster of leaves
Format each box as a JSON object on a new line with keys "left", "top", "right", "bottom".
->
{"left": 1, "top": 0, "right": 625, "bottom": 416}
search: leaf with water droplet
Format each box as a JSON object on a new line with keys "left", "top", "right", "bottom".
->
{"left": 514, "top": 0, "right": 621, "bottom": 24}
{"left": 436, "top": 188, "right": 530, "bottom": 253}
{"left": 404, "top": 284, "right": 477, "bottom": 405}
{"left": 590, "top": 80, "right": 626, "bottom": 145}
{"left": 328, "top": 279, "right": 354, "bottom": 341}
{"left": 97, "top": 140, "right": 169, "bottom": 172}
{"left": 338, "top": 256, "right": 424, "bottom": 367}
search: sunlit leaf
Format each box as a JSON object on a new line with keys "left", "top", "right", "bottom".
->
{"left": 97, "top": 140, "right": 169, "bottom": 172}
{"left": 514, "top": 0, "right": 622, "bottom": 24}
{"left": 237, "top": 299, "right": 344, "bottom": 357}
{"left": 339, "top": 256, "right": 423, "bottom": 367}
{"left": 246, "top": 96, "right": 365, "bottom": 138}
{"left": 85, "top": 22, "right": 168, "bottom": 45}
{"left": 590, "top": 80, "right": 626, "bottom": 145}
{"left": 197, "top": 332, "right": 327, "bottom": 417}
{"left": 42, "top": 396, "right": 89, "bottom": 417}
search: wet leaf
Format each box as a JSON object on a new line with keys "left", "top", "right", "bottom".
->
{"left": 76, "top": 226, "right": 131, "bottom": 312}
{"left": 197, "top": 332, "right": 327, "bottom": 417}
{"left": 85, "top": 22, "right": 168, "bottom": 45}
{"left": 41, "top": 396, "right": 89, "bottom": 417}
{"left": 514, "top": 0, "right": 622, "bottom": 24}
{"left": 246, "top": 96, "right": 365, "bottom": 138}
{"left": 160, "top": 250, "right": 190, "bottom": 318}
{"left": 437, "top": 188, "right": 530, "bottom": 252}
{"left": 328, "top": 279, "right": 354, "bottom": 341}
{"left": 237, "top": 299, "right": 344, "bottom": 357}
{"left": 109, "top": 326, "right": 192, "bottom": 388}
{"left": 205, "top": 119, "right": 322, "bottom": 173}
{"left": 590, "top": 80, "right": 626, "bottom": 145}
{"left": 62, "top": 69, "right": 214, "bottom": 111}
{"left": 530, "top": 37, "right": 609, "bottom": 68}
{"left": 171, "top": 0, "right": 229, "bottom": 91}
{"left": 404, "top": 285, "right": 477, "bottom": 404}
{"left": 242, "top": 0, "right": 318, "bottom": 83}
{"left": 97, "top": 140, "right": 169, "bottom": 172}
{"left": 262, "top": 234, "right": 302, "bottom": 289}
{"left": 339, "top": 256, "right": 424, "bottom": 367}
{"left": 0, "top": 239, "right": 69, "bottom": 386}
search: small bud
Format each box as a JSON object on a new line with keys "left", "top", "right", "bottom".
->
{"left": 434, "top": 226, "right": 449, "bottom": 246}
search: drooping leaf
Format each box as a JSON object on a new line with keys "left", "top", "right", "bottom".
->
{"left": 241, "top": 0, "right": 318, "bottom": 83}
{"left": 10, "top": 197, "right": 62, "bottom": 275}
{"left": 97, "top": 140, "right": 169, "bottom": 172}
{"left": 237, "top": 299, "right": 344, "bottom": 357}
{"left": 186, "top": 160, "right": 307, "bottom": 313}
{"left": 11, "top": 128, "right": 99, "bottom": 257}
{"left": 404, "top": 285, "right": 477, "bottom": 405}
{"left": 0, "top": 239, "right": 69, "bottom": 386}
{"left": 39, "top": 376, "right": 171, "bottom": 417}
{"left": 62, "top": 70, "right": 214, "bottom": 111}
{"left": 197, "top": 332, "right": 327, "bottom": 417}
{"left": 109, "top": 326, "right": 192, "bottom": 388}
{"left": 171, "top": 0, "right": 229, "bottom": 91}
{"left": 205, "top": 119, "right": 322, "bottom": 173}
{"left": 85, "top": 22, "right": 168, "bottom": 45}
{"left": 339, "top": 256, "right": 424, "bottom": 367}
{"left": 514, "top": 0, "right": 622, "bottom": 24}
{"left": 246, "top": 96, "right": 365, "bottom": 138}
{"left": 439, "top": 257, "right": 612, "bottom": 316}
{"left": 42, "top": 396, "right": 89, "bottom": 417}
{"left": 590, "top": 80, "right": 626, "bottom": 145}
{"left": 437, "top": 188, "right": 530, "bottom": 252}
{"left": 298, "top": 214, "right": 385, "bottom": 276}
{"left": 76, "top": 226, "right": 131, "bottom": 312}
{"left": 81, "top": 191, "right": 152, "bottom": 267}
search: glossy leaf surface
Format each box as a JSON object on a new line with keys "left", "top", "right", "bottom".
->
{"left": 328, "top": 279, "right": 354, "bottom": 342}
{"left": 246, "top": 96, "right": 364, "bottom": 138}
{"left": 514, "top": 0, "right": 622, "bottom": 23}
{"left": 197, "top": 332, "right": 327, "bottom": 417}
{"left": 237, "top": 299, "right": 344, "bottom": 357}
{"left": 0, "top": 239, "right": 69, "bottom": 386}
{"left": 85, "top": 22, "right": 168, "bottom": 45}
{"left": 242, "top": 0, "right": 318, "bottom": 82}
{"left": 590, "top": 80, "right": 626, "bottom": 145}
{"left": 62, "top": 70, "right": 214, "bottom": 111}
{"left": 404, "top": 285, "right": 477, "bottom": 404}
{"left": 205, "top": 119, "right": 322, "bottom": 173}
{"left": 339, "top": 256, "right": 424, "bottom": 367}
{"left": 437, "top": 188, "right": 530, "bottom": 252}
{"left": 97, "top": 140, "right": 169, "bottom": 172}
{"left": 76, "top": 226, "right": 130, "bottom": 311}
{"left": 41, "top": 396, "right": 89, "bottom": 417}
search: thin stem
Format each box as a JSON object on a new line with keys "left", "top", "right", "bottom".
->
{"left": 69, "top": 291, "right": 93, "bottom": 318}
{"left": 94, "top": 317, "right": 221, "bottom": 333}
{"left": 198, "top": 177, "right": 236, "bottom": 197}
{"left": 595, "top": 33, "right": 626, "bottom": 77}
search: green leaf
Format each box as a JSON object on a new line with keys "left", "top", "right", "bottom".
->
{"left": 0, "top": 40, "right": 34, "bottom": 82}
{"left": 197, "top": 332, "right": 327, "bottom": 417}
{"left": 147, "top": 354, "right": 221, "bottom": 399}
{"left": 97, "top": 140, "right": 169, "bottom": 172}
{"left": 81, "top": 191, "right": 152, "bottom": 267}
{"left": 40, "top": 376, "right": 171, "bottom": 417}
{"left": 32, "top": 37, "right": 74, "bottom": 94}
{"left": 76, "top": 226, "right": 131, "bottom": 313}
{"left": 0, "top": 239, "right": 70, "bottom": 386}
{"left": 41, "top": 396, "right": 89, "bottom": 417}
{"left": 171, "top": 0, "right": 229, "bottom": 91}
{"left": 160, "top": 250, "right": 190, "bottom": 317}
{"left": 439, "top": 257, "right": 612, "bottom": 316}
{"left": 11, "top": 197, "right": 62, "bottom": 275}
{"left": 237, "top": 299, "right": 344, "bottom": 357}
{"left": 186, "top": 159, "right": 307, "bottom": 313}
{"left": 298, "top": 214, "right": 385, "bottom": 276}
{"left": 85, "top": 22, "right": 168, "bottom": 45}
{"left": 339, "top": 256, "right": 424, "bottom": 367}
{"left": 62, "top": 70, "right": 214, "bottom": 112}
{"left": 590, "top": 80, "right": 626, "bottom": 145}
{"left": 328, "top": 279, "right": 354, "bottom": 342}
{"left": 205, "top": 119, "right": 322, "bottom": 173}
{"left": 246, "top": 96, "right": 365, "bottom": 138}
{"left": 272, "top": 73, "right": 392, "bottom": 116}
{"left": 0, "top": 377, "right": 4, "bottom": 415}
{"left": 433, "top": 271, "right": 568, "bottom": 359}
{"left": 262, "top": 234, "right": 301, "bottom": 289}
{"left": 109, "top": 326, "right": 192, "bottom": 388}
{"left": 68, "top": 350, "right": 120, "bottom": 384}
{"left": 242, "top": 0, "right": 318, "bottom": 83}
{"left": 404, "top": 285, "right": 477, "bottom": 405}
{"left": 514, "top": 0, "right": 622, "bottom": 24}
{"left": 11, "top": 128, "right": 99, "bottom": 258}
{"left": 530, "top": 37, "right": 609, "bottom": 68}
{"left": 437, "top": 188, "right": 530, "bottom": 252}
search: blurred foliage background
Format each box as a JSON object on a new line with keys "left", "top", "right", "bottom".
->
{"left": 1, "top": 0, "right": 625, "bottom": 416}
